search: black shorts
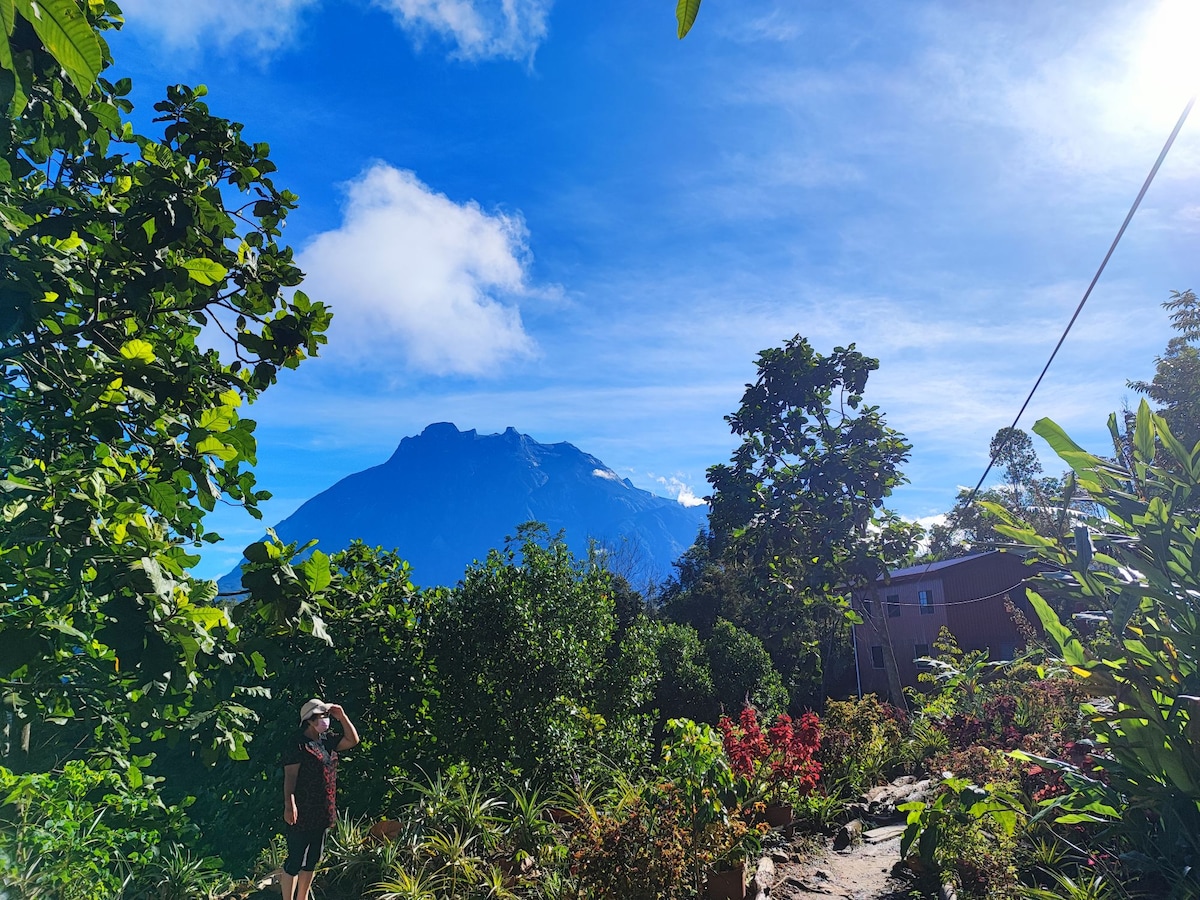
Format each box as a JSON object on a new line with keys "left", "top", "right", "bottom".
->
{"left": 283, "top": 824, "right": 328, "bottom": 874}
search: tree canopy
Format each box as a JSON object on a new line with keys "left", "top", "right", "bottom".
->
{"left": 675, "top": 336, "right": 919, "bottom": 707}
{"left": 0, "top": 1, "right": 331, "bottom": 769}
{"left": 1129, "top": 289, "right": 1200, "bottom": 453}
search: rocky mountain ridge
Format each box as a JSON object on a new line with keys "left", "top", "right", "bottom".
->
{"left": 219, "top": 422, "right": 708, "bottom": 590}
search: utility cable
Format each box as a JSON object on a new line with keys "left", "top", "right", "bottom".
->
{"left": 967, "top": 93, "right": 1196, "bottom": 509}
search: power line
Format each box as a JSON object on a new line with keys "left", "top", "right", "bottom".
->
{"left": 967, "top": 93, "right": 1196, "bottom": 511}
{"left": 901, "top": 94, "right": 1197, "bottom": 595}
{"left": 860, "top": 579, "right": 1026, "bottom": 609}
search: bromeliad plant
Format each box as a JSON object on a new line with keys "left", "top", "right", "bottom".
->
{"left": 717, "top": 706, "right": 822, "bottom": 806}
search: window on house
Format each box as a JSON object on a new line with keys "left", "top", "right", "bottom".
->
{"left": 887, "top": 594, "right": 901, "bottom": 617}
{"left": 919, "top": 589, "right": 934, "bottom": 615}
{"left": 861, "top": 597, "right": 874, "bottom": 618}
{"left": 914, "top": 643, "right": 930, "bottom": 659}
{"left": 870, "top": 645, "right": 885, "bottom": 669}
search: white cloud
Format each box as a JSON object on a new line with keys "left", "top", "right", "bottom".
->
{"left": 119, "top": 0, "right": 319, "bottom": 54}
{"left": 371, "top": 0, "right": 552, "bottom": 61}
{"left": 299, "top": 163, "right": 542, "bottom": 377}
{"left": 656, "top": 475, "right": 708, "bottom": 508}
{"left": 592, "top": 468, "right": 619, "bottom": 481}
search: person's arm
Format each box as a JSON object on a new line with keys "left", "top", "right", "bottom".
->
{"left": 283, "top": 763, "right": 300, "bottom": 824}
{"left": 327, "top": 704, "right": 360, "bottom": 752}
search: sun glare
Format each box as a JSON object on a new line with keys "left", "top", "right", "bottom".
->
{"left": 1130, "top": 0, "right": 1200, "bottom": 121}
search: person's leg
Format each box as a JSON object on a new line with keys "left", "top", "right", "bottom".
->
{"left": 281, "top": 825, "right": 309, "bottom": 900}
{"left": 295, "top": 827, "right": 327, "bottom": 900}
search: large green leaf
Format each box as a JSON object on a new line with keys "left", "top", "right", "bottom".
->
{"left": 15, "top": 0, "right": 102, "bottom": 96}
{"left": 180, "top": 257, "right": 228, "bottom": 286}
{"left": 1026, "top": 589, "right": 1087, "bottom": 666}
{"left": 676, "top": 0, "right": 701, "bottom": 39}
{"left": 1033, "top": 416, "right": 1110, "bottom": 497}
{"left": 1133, "top": 399, "right": 1155, "bottom": 463}
{"left": 0, "top": 0, "right": 15, "bottom": 74}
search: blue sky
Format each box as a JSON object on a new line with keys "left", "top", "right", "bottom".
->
{"left": 109, "top": 1, "right": 1200, "bottom": 579}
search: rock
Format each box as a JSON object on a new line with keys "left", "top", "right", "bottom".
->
{"left": 254, "top": 870, "right": 282, "bottom": 893}
{"left": 749, "top": 855, "right": 776, "bottom": 900}
{"left": 833, "top": 818, "right": 862, "bottom": 851}
{"left": 856, "top": 775, "right": 939, "bottom": 820}
{"left": 863, "top": 823, "right": 907, "bottom": 843}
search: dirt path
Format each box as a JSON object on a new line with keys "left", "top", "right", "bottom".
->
{"left": 770, "top": 825, "right": 911, "bottom": 900}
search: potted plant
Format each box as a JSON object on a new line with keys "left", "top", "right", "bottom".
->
{"left": 703, "top": 815, "right": 762, "bottom": 900}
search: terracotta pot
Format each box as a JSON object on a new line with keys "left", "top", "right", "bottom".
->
{"left": 764, "top": 802, "right": 793, "bottom": 827}
{"left": 706, "top": 864, "right": 746, "bottom": 900}
{"left": 367, "top": 819, "right": 402, "bottom": 843}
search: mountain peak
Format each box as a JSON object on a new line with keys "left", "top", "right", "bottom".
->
{"left": 224, "top": 425, "right": 708, "bottom": 590}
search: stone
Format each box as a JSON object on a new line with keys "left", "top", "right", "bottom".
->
{"left": 833, "top": 818, "right": 862, "bottom": 851}
{"left": 863, "top": 823, "right": 908, "bottom": 844}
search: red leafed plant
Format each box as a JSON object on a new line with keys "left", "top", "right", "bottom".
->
{"left": 718, "top": 706, "right": 822, "bottom": 802}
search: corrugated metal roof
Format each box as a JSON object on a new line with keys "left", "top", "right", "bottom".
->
{"left": 879, "top": 550, "right": 1002, "bottom": 582}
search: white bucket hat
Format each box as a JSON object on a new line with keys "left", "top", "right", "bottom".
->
{"left": 299, "top": 698, "right": 330, "bottom": 724}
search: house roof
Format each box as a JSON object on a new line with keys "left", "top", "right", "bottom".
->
{"left": 879, "top": 550, "right": 1005, "bottom": 583}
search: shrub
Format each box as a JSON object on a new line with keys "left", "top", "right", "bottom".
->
{"left": 718, "top": 706, "right": 821, "bottom": 804}
{"left": 0, "top": 759, "right": 199, "bottom": 900}
{"left": 818, "top": 695, "right": 905, "bottom": 793}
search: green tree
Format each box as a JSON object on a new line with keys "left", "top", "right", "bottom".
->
{"left": 0, "top": 0, "right": 331, "bottom": 771}
{"left": 1129, "top": 289, "right": 1200, "bottom": 452}
{"left": 423, "top": 524, "right": 626, "bottom": 779}
{"left": 705, "top": 618, "right": 788, "bottom": 717}
{"left": 704, "top": 336, "right": 919, "bottom": 707}
{"left": 926, "top": 427, "right": 1088, "bottom": 561}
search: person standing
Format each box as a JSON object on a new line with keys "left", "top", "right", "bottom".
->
{"left": 280, "top": 698, "right": 360, "bottom": 900}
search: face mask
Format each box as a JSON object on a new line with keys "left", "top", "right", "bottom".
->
{"left": 311, "top": 715, "right": 330, "bottom": 731}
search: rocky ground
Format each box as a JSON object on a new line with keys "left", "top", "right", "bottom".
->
{"left": 768, "top": 824, "right": 911, "bottom": 900}
{"left": 748, "top": 776, "right": 944, "bottom": 900}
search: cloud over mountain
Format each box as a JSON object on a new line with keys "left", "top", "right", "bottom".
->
{"left": 298, "top": 163, "right": 541, "bottom": 377}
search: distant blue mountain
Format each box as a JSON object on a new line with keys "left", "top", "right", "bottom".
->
{"left": 219, "top": 423, "right": 708, "bottom": 590}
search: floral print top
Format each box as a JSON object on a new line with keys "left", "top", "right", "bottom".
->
{"left": 282, "top": 729, "right": 340, "bottom": 830}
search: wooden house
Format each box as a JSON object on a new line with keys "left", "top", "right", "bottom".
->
{"left": 851, "top": 549, "right": 1034, "bottom": 699}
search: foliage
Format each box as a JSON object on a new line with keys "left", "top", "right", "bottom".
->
{"left": 706, "top": 619, "right": 789, "bottom": 719}
{"left": 717, "top": 705, "right": 821, "bottom": 804}
{"left": 899, "top": 775, "right": 1023, "bottom": 899}
{"left": 0, "top": 0, "right": 331, "bottom": 772}
{"left": 653, "top": 621, "right": 718, "bottom": 726}
{"left": 571, "top": 784, "right": 699, "bottom": 900}
{"left": 817, "top": 695, "right": 906, "bottom": 794}
{"left": 0, "top": 757, "right": 198, "bottom": 899}
{"left": 1129, "top": 289, "right": 1200, "bottom": 453}
{"left": 993, "top": 400, "right": 1200, "bottom": 894}
{"left": 0, "top": 0, "right": 104, "bottom": 105}
{"left": 572, "top": 719, "right": 760, "bottom": 899}
{"left": 702, "top": 336, "right": 919, "bottom": 707}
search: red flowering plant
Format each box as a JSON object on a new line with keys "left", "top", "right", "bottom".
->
{"left": 718, "top": 706, "right": 822, "bottom": 806}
